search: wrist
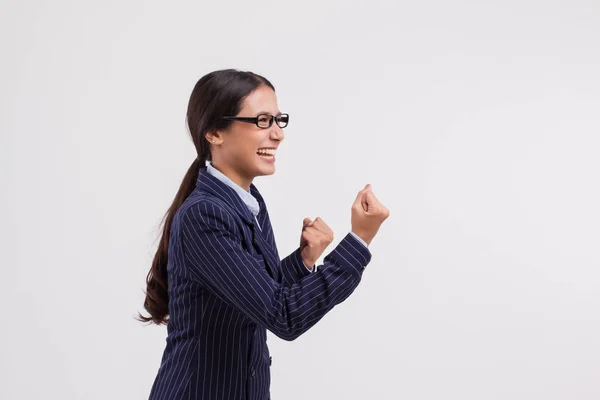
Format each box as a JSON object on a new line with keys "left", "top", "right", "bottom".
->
{"left": 301, "top": 256, "right": 315, "bottom": 270}
{"left": 351, "top": 229, "right": 372, "bottom": 246}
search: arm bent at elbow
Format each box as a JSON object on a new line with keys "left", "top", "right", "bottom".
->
{"left": 180, "top": 201, "right": 372, "bottom": 340}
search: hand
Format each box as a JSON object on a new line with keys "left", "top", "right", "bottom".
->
{"left": 351, "top": 184, "right": 390, "bottom": 246}
{"left": 300, "top": 217, "right": 334, "bottom": 270}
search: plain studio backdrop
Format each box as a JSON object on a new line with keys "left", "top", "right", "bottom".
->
{"left": 1, "top": 0, "right": 599, "bottom": 399}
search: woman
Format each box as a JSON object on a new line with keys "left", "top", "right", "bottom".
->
{"left": 139, "top": 69, "right": 389, "bottom": 400}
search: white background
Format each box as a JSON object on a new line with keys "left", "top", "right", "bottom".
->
{"left": 2, "top": 0, "right": 599, "bottom": 399}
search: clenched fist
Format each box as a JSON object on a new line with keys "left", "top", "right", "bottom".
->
{"left": 351, "top": 184, "right": 390, "bottom": 246}
{"left": 300, "top": 217, "right": 334, "bottom": 270}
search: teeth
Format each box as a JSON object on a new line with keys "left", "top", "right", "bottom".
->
{"left": 257, "top": 148, "right": 276, "bottom": 155}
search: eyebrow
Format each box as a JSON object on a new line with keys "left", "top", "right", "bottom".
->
{"left": 255, "top": 111, "right": 282, "bottom": 116}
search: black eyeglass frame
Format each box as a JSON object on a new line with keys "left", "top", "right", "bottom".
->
{"left": 221, "top": 113, "right": 289, "bottom": 129}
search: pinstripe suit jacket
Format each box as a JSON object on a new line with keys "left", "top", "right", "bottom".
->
{"left": 149, "top": 166, "right": 372, "bottom": 400}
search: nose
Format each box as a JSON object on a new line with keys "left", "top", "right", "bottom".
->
{"left": 270, "top": 124, "right": 284, "bottom": 141}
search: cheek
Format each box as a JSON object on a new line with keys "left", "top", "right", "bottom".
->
{"left": 233, "top": 141, "right": 260, "bottom": 164}
{"left": 227, "top": 131, "right": 257, "bottom": 157}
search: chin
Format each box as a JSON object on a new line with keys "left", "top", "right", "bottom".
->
{"left": 253, "top": 155, "right": 276, "bottom": 176}
{"left": 257, "top": 167, "right": 276, "bottom": 176}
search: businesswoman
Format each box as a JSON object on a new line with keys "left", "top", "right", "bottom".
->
{"left": 139, "top": 69, "right": 389, "bottom": 400}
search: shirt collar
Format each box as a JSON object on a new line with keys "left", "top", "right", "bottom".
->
{"left": 205, "top": 162, "right": 260, "bottom": 218}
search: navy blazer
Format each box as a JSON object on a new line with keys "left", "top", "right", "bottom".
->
{"left": 149, "top": 166, "right": 372, "bottom": 400}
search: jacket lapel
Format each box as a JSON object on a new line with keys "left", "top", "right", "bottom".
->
{"left": 195, "top": 166, "right": 281, "bottom": 282}
{"left": 250, "top": 222, "right": 282, "bottom": 283}
{"left": 250, "top": 190, "right": 282, "bottom": 283}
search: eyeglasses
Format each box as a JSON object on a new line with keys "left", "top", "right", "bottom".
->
{"left": 221, "top": 113, "right": 289, "bottom": 129}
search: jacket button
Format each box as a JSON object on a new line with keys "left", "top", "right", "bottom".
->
{"left": 251, "top": 367, "right": 256, "bottom": 377}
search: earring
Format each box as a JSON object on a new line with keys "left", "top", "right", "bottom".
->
{"left": 212, "top": 140, "right": 215, "bottom": 143}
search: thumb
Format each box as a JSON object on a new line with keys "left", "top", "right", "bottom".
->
{"left": 303, "top": 218, "right": 313, "bottom": 228}
{"left": 353, "top": 184, "right": 372, "bottom": 206}
{"left": 363, "top": 189, "right": 378, "bottom": 211}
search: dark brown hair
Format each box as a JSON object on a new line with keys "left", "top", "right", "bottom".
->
{"left": 138, "top": 69, "right": 275, "bottom": 325}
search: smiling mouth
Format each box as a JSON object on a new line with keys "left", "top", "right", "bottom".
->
{"left": 257, "top": 148, "right": 276, "bottom": 158}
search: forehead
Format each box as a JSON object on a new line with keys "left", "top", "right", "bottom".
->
{"left": 239, "top": 85, "right": 279, "bottom": 114}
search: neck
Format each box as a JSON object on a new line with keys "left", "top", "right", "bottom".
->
{"left": 210, "top": 161, "right": 252, "bottom": 191}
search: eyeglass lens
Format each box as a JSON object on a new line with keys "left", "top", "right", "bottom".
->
{"left": 257, "top": 114, "right": 288, "bottom": 128}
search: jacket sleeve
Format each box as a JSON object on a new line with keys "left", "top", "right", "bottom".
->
{"left": 180, "top": 201, "right": 372, "bottom": 341}
{"left": 280, "top": 232, "right": 367, "bottom": 285}
{"left": 280, "top": 247, "right": 314, "bottom": 286}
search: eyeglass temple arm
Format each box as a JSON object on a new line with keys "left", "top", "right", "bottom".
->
{"left": 222, "top": 116, "right": 257, "bottom": 123}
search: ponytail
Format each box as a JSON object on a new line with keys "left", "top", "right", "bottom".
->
{"left": 137, "top": 156, "right": 205, "bottom": 325}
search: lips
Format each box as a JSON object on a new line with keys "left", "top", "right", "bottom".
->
{"left": 257, "top": 149, "right": 276, "bottom": 163}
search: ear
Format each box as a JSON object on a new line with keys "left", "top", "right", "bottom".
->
{"left": 205, "top": 129, "right": 221, "bottom": 144}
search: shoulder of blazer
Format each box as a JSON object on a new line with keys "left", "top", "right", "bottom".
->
{"left": 176, "top": 189, "right": 245, "bottom": 238}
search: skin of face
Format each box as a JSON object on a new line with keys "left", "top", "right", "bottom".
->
{"left": 206, "top": 85, "right": 285, "bottom": 191}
